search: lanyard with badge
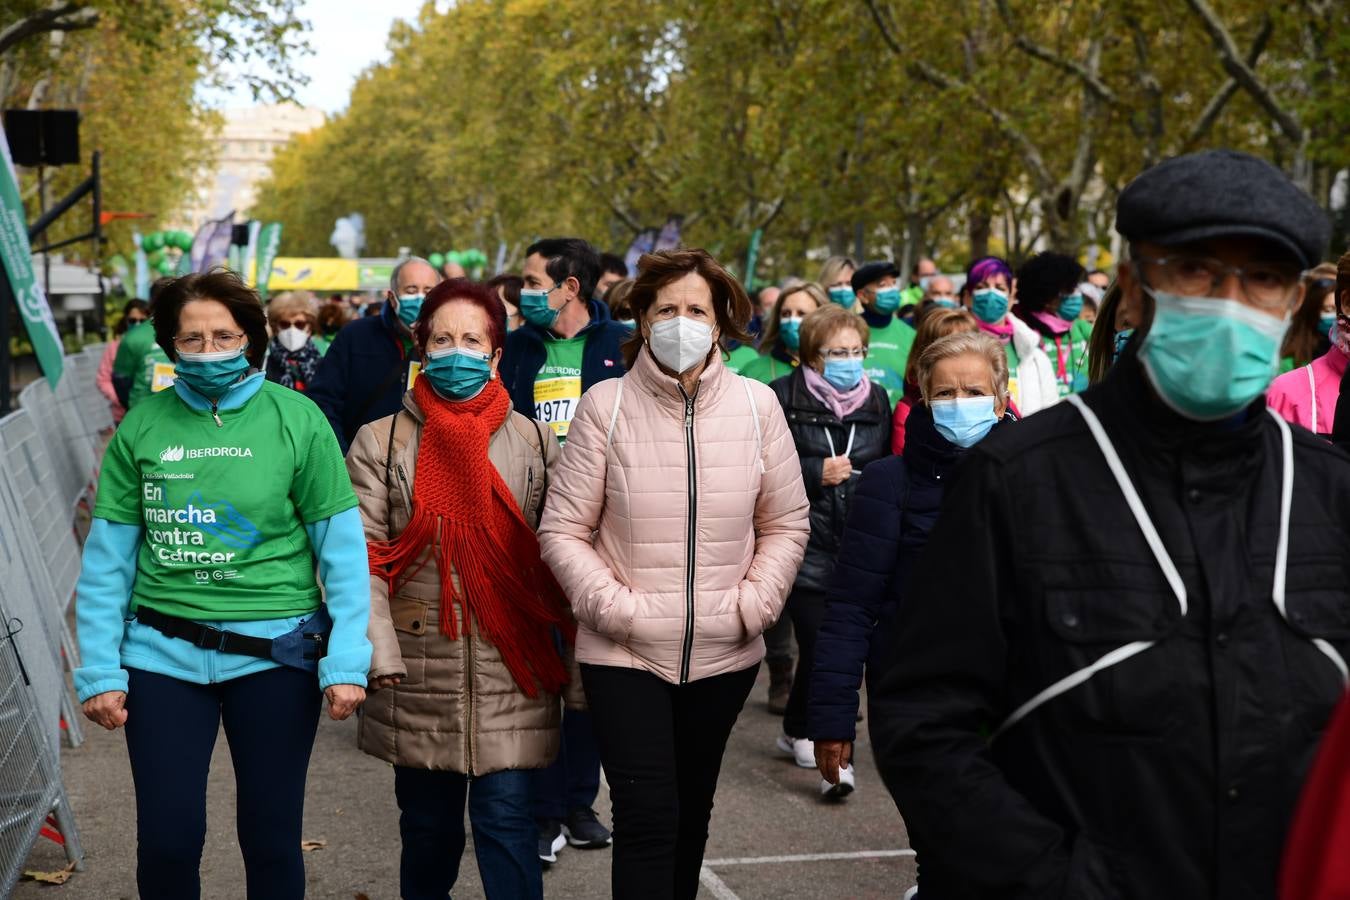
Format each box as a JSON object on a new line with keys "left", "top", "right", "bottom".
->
{"left": 993, "top": 394, "right": 1349, "bottom": 739}
{"left": 824, "top": 423, "right": 860, "bottom": 477}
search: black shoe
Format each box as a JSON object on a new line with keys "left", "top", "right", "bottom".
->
{"left": 538, "top": 819, "right": 565, "bottom": 866}
{"left": 562, "top": 807, "right": 613, "bottom": 848}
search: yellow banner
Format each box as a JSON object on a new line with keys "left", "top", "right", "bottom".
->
{"left": 264, "top": 258, "right": 360, "bottom": 291}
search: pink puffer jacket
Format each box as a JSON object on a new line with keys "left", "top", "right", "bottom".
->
{"left": 539, "top": 347, "right": 809, "bottom": 684}
{"left": 1268, "top": 344, "right": 1348, "bottom": 436}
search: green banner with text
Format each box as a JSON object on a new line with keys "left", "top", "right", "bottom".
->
{"left": 0, "top": 124, "right": 63, "bottom": 388}
{"left": 255, "top": 222, "right": 282, "bottom": 300}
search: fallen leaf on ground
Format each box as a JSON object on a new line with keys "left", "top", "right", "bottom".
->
{"left": 22, "top": 862, "right": 76, "bottom": 884}
{"left": 300, "top": 839, "right": 327, "bottom": 852}
{"left": 354, "top": 894, "right": 370, "bottom": 900}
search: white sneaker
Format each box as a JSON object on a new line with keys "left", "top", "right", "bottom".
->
{"left": 820, "top": 763, "right": 855, "bottom": 799}
{"left": 775, "top": 733, "right": 816, "bottom": 768}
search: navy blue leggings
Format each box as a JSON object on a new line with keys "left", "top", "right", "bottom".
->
{"left": 123, "top": 666, "right": 321, "bottom": 900}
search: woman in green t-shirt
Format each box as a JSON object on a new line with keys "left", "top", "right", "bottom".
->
{"left": 74, "top": 270, "right": 372, "bottom": 899}
{"left": 740, "top": 282, "right": 826, "bottom": 384}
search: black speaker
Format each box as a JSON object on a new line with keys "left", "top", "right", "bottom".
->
{"left": 231, "top": 223, "right": 251, "bottom": 246}
{"left": 3, "top": 109, "right": 79, "bottom": 166}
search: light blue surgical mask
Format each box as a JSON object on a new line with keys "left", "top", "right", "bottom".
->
{"left": 823, "top": 358, "right": 863, "bottom": 390}
{"left": 1138, "top": 286, "right": 1288, "bottom": 421}
{"left": 519, "top": 285, "right": 560, "bottom": 329}
{"left": 394, "top": 294, "right": 425, "bottom": 328}
{"left": 828, "top": 286, "right": 855, "bottom": 307}
{"left": 930, "top": 396, "right": 999, "bottom": 448}
{"left": 617, "top": 318, "right": 636, "bottom": 331}
{"left": 1318, "top": 313, "right": 1336, "bottom": 337}
{"left": 972, "top": 288, "right": 1010, "bottom": 324}
{"left": 779, "top": 317, "right": 802, "bottom": 351}
{"left": 423, "top": 347, "right": 493, "bottom": 400}
{"left": 1058, "top": 293, "right": 1084, "bottom": 321}
{"left": 872, "top": 286, "right": 902, "bottom": 314}
{"left": 175, "top": 347, "right": 250, "bottom": 400}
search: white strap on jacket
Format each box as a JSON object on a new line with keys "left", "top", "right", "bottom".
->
{"left": 605, "top": 380, "right": 624, "bottom": 452}
{"left": 824, "top": 423, "right": 857, "bottom": 461}
{"left": 993, "top": 394, "right": 1346, "bottom": 741}
{"left": 1305, "top": 364, "right": 1318, "bottom": 434}
{"left": 741, "top": 375, "right": 765, "bottom": 473}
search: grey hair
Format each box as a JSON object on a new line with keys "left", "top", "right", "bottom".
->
{"left": 917, "top": 331, "right": 1010, "bottom": 403}
{"left": 390, "top": 256, "right": 437, "bottom": 293}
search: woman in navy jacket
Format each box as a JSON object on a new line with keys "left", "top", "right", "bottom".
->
{"left": 807, "top": 332, "right": 1014, "bottom": 794}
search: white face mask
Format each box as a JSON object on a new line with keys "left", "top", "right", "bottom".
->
{"left": 276, "top": 326, "right": 309, "bottom": 352}
{"left": 648, "top": 315, "right": 714, "bottom": 374}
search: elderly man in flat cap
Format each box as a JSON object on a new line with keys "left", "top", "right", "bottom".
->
{"left": 868, "top": 150, "right": 1350, "bottom": 899}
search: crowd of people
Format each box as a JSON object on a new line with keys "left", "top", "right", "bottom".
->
{"left": 72, "top": 147, "right": 1350, "bottom": 900}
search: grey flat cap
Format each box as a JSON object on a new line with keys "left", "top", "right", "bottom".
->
{"left": 1115, "top": 150, "right": 1330, "bottom": 269}
{"left": 851, "top": 260, "right": 900, "bottom": 293}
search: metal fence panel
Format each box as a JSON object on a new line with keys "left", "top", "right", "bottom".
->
{"left": 17, "top": 381, "right": 83, "bottom": 517}
{"left": 0, "top": 411, "right": 81, "bottom": 614}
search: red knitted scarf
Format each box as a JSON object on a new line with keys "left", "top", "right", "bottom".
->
{"left": 366, "top": 377, "right": 573, "bottom": 696}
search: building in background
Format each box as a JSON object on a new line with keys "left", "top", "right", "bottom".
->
{"left": 179, "top": 103, "right": 324, "bottom": 231}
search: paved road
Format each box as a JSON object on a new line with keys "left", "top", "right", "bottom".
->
{"left": 17, "top": 668, "right": 915, "bottom": 899}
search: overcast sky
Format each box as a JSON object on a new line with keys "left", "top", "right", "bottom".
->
{"left": 203, "top": 0, "right": 439, "bottom": 113}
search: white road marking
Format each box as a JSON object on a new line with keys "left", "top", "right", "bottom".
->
{"left": 699, "top": 866, "right": 742, "bottom": 900}
{"left": 703, "top": 849, "right": 916, "bottom": 866}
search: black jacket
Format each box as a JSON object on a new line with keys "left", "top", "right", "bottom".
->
{"left": 498, "top": 299, "right": 628, "bottom": 419}
{"left": 869, "top": 350, "right": 1350, "bottom": 899}
{"left": 807, "top": 405, "right": 988, "bottom": 742}
{"left": 308, "top": 305, "right": 416, "bottom": 454}
{"left": 769, "top": 367, "right": 890, "bottom": 593}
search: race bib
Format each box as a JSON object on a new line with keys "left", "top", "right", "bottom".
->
{"left": 534, "top": 376, "right": 582, "bottom": 437}
{"left": 151, "top": 362, "right": 177, "bottom": 393}
{"left": 406, "top": 361, "right": 421, "bottom": 391}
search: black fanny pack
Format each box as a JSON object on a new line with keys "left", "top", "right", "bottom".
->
{"left": 135, "top": 605, "right": 332, "bottom": 674}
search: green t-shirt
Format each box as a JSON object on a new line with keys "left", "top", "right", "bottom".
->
{"left": 312, "top": 335, "right": 330, "bottom": 356}
{"left": 724, "top": 344, "right": 761, "bottom": 375}
{"left": 1040, "top": 318, "right": 1094, "bottom": 396}
{"left": 739, "top": 353, "right": 796, "bottom": 385}
{"left": 93, "top": 381, "right": 357, "bottom": 621}
{"left": 864, "top": 318, "right": 915, "bottom": 405}
{"left": 534, "top": 334, "right": 586, "bottom": 441}
{"left": 113, "top": 320, "right": 175, "bottom": 409}
{"left": 1004, "top": 340, "right": 1022, "bottom": 407}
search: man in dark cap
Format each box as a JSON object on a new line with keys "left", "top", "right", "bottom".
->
{"left": 851, "top": 260, "right": 915, "bottom": 404}
{"left": 868, "top": 150, "right": 1350, "bottom": 898}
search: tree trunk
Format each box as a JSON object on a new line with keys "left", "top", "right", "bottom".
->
{"left": 968, "top": 210, "right": 991, "bottom": 261}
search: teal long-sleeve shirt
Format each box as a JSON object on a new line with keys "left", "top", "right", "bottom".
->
{"left": 74, "top": 373, "right": 372, "bottom": 701}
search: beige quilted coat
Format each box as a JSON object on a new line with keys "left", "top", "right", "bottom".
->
{"left": 347, "top": 390, "right": 578, "bottom": 775}
{"left": 538, "top": 347, "right": 809, "bottom": 684}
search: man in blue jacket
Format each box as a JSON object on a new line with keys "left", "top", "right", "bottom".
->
{"left": 500, "top": 237, "right": 628, "bottom": 442}
{"left": 501, "top": 237, "right": 625, "bottom": 864}
{"left": 309, "top": 257, "right": 440, "bottom": 453}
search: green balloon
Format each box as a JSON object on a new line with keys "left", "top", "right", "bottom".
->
{"left": 145, "top": 232, "right": 165, "bottom": 251}
{"left": 154, "top": 257, "right": 174, "bottom": 274}
{"left": 428, "top": 252, "right": 445, "bottom": 268}
{"left": 174, "top": 230, "right": 194, "bottom": 251}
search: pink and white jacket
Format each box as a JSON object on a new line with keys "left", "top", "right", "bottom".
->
{"left": 538, "top": 346, "right": 809, "bottom": 685}
{"left": 1267, "top": 345, "right": 1348, "bottom": 437}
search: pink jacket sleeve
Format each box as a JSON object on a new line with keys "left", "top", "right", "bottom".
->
{"left": 96, "top": 340, "right": 125, "bottom": 420}
{"left": 736, "top": 388, "right": 809, "bottom": 638}
{"left": 537, "top": 383, "right": 637, "bottom": 640}
{"left": 1267, "top": 365, "right": 1313, "bottom": 432}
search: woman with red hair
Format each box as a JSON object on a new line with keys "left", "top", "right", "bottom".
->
{"left": 345, "top": 279, "right": 579, "bottom": 900}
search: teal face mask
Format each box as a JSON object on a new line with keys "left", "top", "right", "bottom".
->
{"left": 779, "top": 317, "right": 802, "bottom": 351}
{"left": 872, "top": 286, "right": 902, "bottom": 314}
{"left": 395, "top": 294, "right": 425, "bottom": 328}
{"left": 1318, "top": 313, "right": 1336, "bottom": 337}
{"left": 519, "top": 286, "right": 560, "bottom": 329}
{"left": 1138, "top": 287, "right": 1288, "bottom": 421}
{"left": 1058, "top": 293, "right": 1084, "bottom": 321}
{"left": 175, "top": 347, "right": 250, "bottom": 399}
{"left": 827, "top": 286, "right": 855, "bottom": 307}
{"left": 423, "top": 347, "right": 492, "bottom": 400}
{"left": 931, "top": 298, "right": 959, "bottom": 309}
{"left": 972, "top": 288, "right": 1010, "bottom": 324}
{"left": 1113, "top": 328, "right": 1134, "bottom": 362}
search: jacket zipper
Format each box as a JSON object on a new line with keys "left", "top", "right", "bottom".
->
{"left": 210, "top": 401, "right": 223, "bottom": 427}
{"left": 465, "top": 608, "right": 476, "bottom": 775}
{"left": 679, "top": 384, "right": 698, "bottom": 684}
{"left": 395, "top": 463, "right": 414, "bottom": 510}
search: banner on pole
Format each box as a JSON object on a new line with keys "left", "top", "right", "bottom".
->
{"left": 190, "top": 212, "right": 234, "bottom": 273}
{"left": 0, "top": 123, "right": 63, "bottom": 388}
{"left": 255, "top": 222, "right": 282, "bottom": 299}
{"left": 744, "top": 228, "right": 764, "bottom": 290}
{"left": 132, "top": 231, "right": 151, "bottom": 299}
{"left": 242, "top": 220, "right": 261, "bottom": 283}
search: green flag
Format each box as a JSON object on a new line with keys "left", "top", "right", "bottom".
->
{"left": 743, "top": 228, "right": 764, "bottom": 291}
{"left": 0, "top": 123, "right": 63, "bottom": 388}
{"left": 255, "top": 222, "right": 282, "bottom": 299}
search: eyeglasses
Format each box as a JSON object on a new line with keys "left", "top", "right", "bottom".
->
{"left": 1136, "top": 255, "right": 1303, "bottom": 310}
{"left": 174, "top": 331, "right": 246, "bottom": 353}
{"left": 273, "top": 319, "right": 310, "bottom": 330}
{"left": 821, "top": 348, "right": 866, "bottom": 360}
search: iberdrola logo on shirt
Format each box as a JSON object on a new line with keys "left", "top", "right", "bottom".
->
{"left": 159, "top": 444, "right": 254, "bottom": 462}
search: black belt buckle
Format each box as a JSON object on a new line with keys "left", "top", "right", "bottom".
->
{"left": 193, "top": 624, "right": 227, "bottom": 651}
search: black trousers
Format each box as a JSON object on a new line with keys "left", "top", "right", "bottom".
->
{"left": 581, "top": 662, "right": 758, "bottom": 900}
{"left": 782, "top": 587, "right": 827, "bottom": 738}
